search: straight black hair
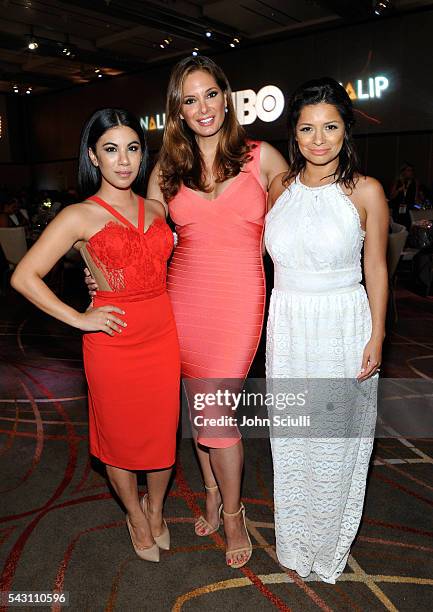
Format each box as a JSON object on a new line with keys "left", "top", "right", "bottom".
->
{"left": 283, "top": 77, "right": 361, "bottom": 190}
{"left": 78, "top": 108, "right": 148, "bottom": 199}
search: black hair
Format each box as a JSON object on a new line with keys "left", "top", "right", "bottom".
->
{"left": 78, "top": 108, "right": 147, "bottom": 199}
{"left": 283, "top": 77, "right": 361, "bottom": 190}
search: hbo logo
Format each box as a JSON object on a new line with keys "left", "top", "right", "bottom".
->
{"left": 232, "top": 85, "right": 285, "bottom": 125}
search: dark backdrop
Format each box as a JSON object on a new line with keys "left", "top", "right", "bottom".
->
{"left": 1, "top": 7, "right": 433, "bottom": 193}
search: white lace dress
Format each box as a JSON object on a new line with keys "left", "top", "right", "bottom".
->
{"left": 264, "top": 175, "right": 377, "bottom": 583}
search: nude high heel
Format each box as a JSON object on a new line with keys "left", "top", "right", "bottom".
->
{"left": 223, "top": 503, "right": 252, "bottom": 569}
{"left": 194, "top": 484, "right": 223, "bottom": 536}
{"left": 141, "top": 494, "right": 170, "bottom": 551}
{"left": 125, "top": 515, "right": 160, "bottom": 562}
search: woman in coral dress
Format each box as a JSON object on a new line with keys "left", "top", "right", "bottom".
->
{"left": 265, "top": 78, "right": 388, "bottom": 582}
{"left": 12, "top": 109, "right": 180, "bottom": 563}
{"left": 147, "top": 56, "right": 287, "bottom": 567}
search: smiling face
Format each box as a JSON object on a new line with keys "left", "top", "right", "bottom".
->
{"left": 180, "top": 69, "right": 227, "bottom": 138}
{"left": 88, "top": 125, "right": 142, "bottom": 189}
{"left": 296, "top": 102, "right": 345, "bottom": 168}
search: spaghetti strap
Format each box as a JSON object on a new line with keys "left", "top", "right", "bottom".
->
{"left": 88, "top": 195, "right": 138, "bottom": 231}
{"left": 138, "top": 196, "right": 145, "bottom": 233}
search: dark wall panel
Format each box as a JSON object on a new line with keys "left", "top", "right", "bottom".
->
{"left": 2, "top": 9, "right": 433, "bottom": 192}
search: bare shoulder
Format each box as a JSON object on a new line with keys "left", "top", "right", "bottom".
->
{"left": 259, "top": 141, "right": 288, "bottom": 166}
{"left": 259, "top": 141, "right": 278, "bottom": 156}
{"left": 348, "top": 175, "right": 387, "bottom": 212}
{"left": 146, "top": 197, "right": 167, "bottom": 218}
{"left": 53, "top": 202, "right": 90, "bottom": 225}
{"left": 353, "top": 176, "right": 385, "bottom": 199}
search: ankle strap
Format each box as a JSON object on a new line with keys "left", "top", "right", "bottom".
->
{"left": 222, "top": 503, "right": 245, "bottom": 517}
{"left": 204, "top": 484, "right": 219, "bottom": 491}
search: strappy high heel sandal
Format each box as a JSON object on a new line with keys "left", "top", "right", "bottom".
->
{"left": 194, "top": 484, "right": 222, "bottom": 536}
{"left": 125, "top": 515, "right": 160, "bottom": 562}
{"left": 223, "top": 503, "right": 252, "bottom": 569}
{"left": 141, "top": 493, "right": 170, "bottom": 551}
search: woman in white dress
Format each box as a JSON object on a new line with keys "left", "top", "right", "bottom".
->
{"left": 265, "top": 77, "right": 388, "bottom": 583}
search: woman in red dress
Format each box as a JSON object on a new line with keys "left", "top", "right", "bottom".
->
{"left": 11, "top": 109, "right": 180, "bottom": 563}
{"left": 147, "top": 57, "right": 288, "bottom": 567}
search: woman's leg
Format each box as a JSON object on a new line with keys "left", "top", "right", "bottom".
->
{"left": 106, "top": 464, "right": 154, "bottom": 548}
{"left": 146, "top": 468, "right": 172, "bottom": 537}
{"left": 209, "top": 440, "right": 250, "bottom": 565}
{"left": 194, "top": 439, "right": 222, "bottom": 533}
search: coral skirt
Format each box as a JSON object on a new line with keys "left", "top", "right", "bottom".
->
{"left": 83, "top": 289, "right": 180, "bottom": 470}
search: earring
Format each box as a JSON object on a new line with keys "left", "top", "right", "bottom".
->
{"left": 224, "top": 107, "right": 228, "bottom": 113}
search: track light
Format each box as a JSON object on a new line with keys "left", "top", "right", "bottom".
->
{"left": 205, "top": 31, "right": 212, "bottom": 38}
{"left": 373, "top": 0, "right": 391, "bottom": 15}
{"left": 192, "top": 47, "right": 199, "bottom": 56}
{"left": 28, "top": 38, "right": 38, "bottom": 50}
{"left": 159, "top": 37, "right": 172, "bottom": 50}
{"left": 230, "top": 37, "right": 240, "bottom": 48}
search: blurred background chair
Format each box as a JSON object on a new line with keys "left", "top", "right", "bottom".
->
{"left": 387, "top": 223, "right": 408, "bottom": 323}
{"left": 409, "top": 209, "right": 433, "bottom": 225}
{"left": 0, "top": 226, "right": 28, "bottom": 295}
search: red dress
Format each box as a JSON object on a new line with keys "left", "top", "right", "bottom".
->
{"left": 167, "top": 142, "right": 266, "bottom": 447}
{"left": 82, "top": 195, "right": 180, "bottom": 470}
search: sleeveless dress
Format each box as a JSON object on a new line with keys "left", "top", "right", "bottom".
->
{"left": 168, "top": 142, "right": 266, "bottom": 447}
{"left": 82, "top": 196, "right": 180, "bottom": 470}
{"left": 265, "top": 175, "right": 377, "bottom": 583}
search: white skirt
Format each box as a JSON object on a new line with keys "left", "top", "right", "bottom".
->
{"left": 266, "top": 284, "right": 377, "bottom": 583}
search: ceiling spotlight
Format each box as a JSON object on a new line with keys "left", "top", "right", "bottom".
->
{"left": 160, "top": 43, "right": 165, "bottom": 49}
{"left": 205, "top": 31, "right": 212, "bottom": 38}
{"left": 373, "top": 0, "right": 391, "bottom": 15}
{"left": 13, "top": 84, "right": 19, "bottom": 93}
{"left": 163, "top": 38, "right": 172, "bottom": 45}
{"left": 97, "top": 72, "right": 103, "bottom": 78}
{"left": 192, "top": 47, "right": 199, "bottom": 56}
{"left": 230, "top": 37, "right": 240, "bottom": 48}
{"left": 28, "top": 38, "right": 38, "bottom": 50}
{"left": 62, "top": 47, "right": 72, "bottom": 56}
{"left": 94, "top": 68, "right": 101, "bottom": 73}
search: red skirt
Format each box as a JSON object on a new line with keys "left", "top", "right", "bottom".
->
{"left": 82, "top": 289, "right": 180, "bottom": 470}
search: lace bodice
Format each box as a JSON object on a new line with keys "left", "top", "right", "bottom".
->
{"left": 84, "top": 196, "right": 173, "bottom": 294}
{"left": 265, "top": 175, "right": 365, "bottom": 290}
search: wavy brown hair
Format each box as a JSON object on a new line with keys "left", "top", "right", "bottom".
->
{"left": 283, "top": 77, "right": 361, "bottom": 191}
{"left": 158, "top": 56, "right": 252, "bottom": 202}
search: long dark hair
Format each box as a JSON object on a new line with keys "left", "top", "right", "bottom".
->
{"left": 283, "top": 77, "right": 360, "bottom": 190}
{"left": 158, "top": 55, "right": 252, "bottom": 203}
{"left": 78, "top": 108, "right": 148, "bottom": 199}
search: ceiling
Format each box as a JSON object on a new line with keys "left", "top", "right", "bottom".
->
{"left": 0, "top": 0, "right": 432, "bottom": 95}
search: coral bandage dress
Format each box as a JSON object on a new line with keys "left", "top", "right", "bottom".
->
{"left": 167, "top": 142, "right": 266, "bottom": 447}
{"left": 82, "top": 196, "right": 180, "bottom": 470}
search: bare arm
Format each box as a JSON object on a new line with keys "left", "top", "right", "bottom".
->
{"left": 11, "top": 206, "right": 126, "bottom": 335}
{"left": 355, "top": 177, "right": 389, "bottom": 381}
{"left": 147, "top": 163, "right": 168, "bottom": 215}
{"left": 259, "top": 142, "right": 288, "bottom": 191}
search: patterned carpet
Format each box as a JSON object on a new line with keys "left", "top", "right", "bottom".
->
{"left": 1, "top": 272, "right": 433, "bottom": 611}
